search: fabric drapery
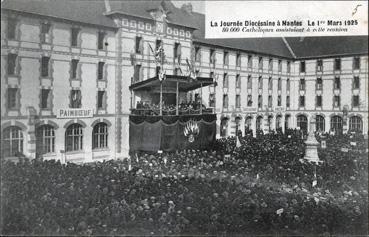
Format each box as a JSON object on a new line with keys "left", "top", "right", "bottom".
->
{"left": 129, "top": 114, "right": 216, "bottom": 152}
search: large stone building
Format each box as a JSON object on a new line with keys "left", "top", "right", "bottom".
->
{"left": 1, "top": 0, "right": 368, "bottom": 162}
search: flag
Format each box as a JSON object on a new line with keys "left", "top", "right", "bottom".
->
{"left": 312, "top": 167, "right": 317, "bottom": 187}
{"left": 128, "top": 157, "right": 132, "bottom": 171}
{"left": 176, "top": 61, "right": 183, "bottom": 75}
{"left": 341, "top": 147, "right": 349, "bottom": 152}
{"left": 150, "top": 43, "right": 166, "bottom": 81}
{"left": 186, "top": 58, "right": 196, "bottom": 80}
{"left": 276, "top": 208, "right": 284, "bottom": 215}
{"left": 159, "top": 69, "right": 166, "bottom": 81}
{"left": 212, "top": 73, "right": 219, "bottom": 87}
{"left": 149, "top": 43, "right": 164, "bottom": 64}
{"left": 236, "top": 136, "right": 241, "bottom": 148}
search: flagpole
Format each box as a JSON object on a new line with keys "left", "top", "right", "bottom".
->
{"left": 176, "top": 80, "right": 179, "bottom": 116}
{"left": 200, "top": 83, "right": 203, "bottom": 114}
{"left": 159, "top": 43, "right": 164, "bottom": 116}
{"left": 160, "top": 82, "right": 163, "bottom": 116}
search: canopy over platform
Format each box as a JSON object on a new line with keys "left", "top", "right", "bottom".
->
{"left": 129, "top": 75, "right": 215, "bottom": 92}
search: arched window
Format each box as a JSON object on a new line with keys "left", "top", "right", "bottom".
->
{"left": 268, "top": 115, "right": 273, "bottom": 130}
{"left": 256, "top": 116, "right": 263, "bottom": 131}
{"left": 235, "top": 117, "right": 241, "bottom": 135}
{"left": 316, "top": 115, "right": 325, "bottom": 132}
{"left": 285, "top": 115, "right": 290, "bottom": 130}
{"left": 220, "top": 118, "right": 228, "bottom": 137}
{"left": 36, "top": 125, "right": 55, "bottom": 156}
{"left": 349, "top": 116, "right": 363, "bottom": 133}
{"left": 276, "top": 115, "right": 282, "bottom": 130}
{"left": 245, "top": 117, "right": 252, "bottom": 130}
{"left": 331, "top": 116, "right": 343, "bottom": 134}
{"left": 65, "top": 124, "right": 83, "bottom": 152}
{"left": 92, "top": 122, "right": 108, "bottom": 149}
{"left": 297, "top": 115, "right": 308, "bottom": 135}
{"left": 2, "top": 126, "right": 23, "bottom": 157}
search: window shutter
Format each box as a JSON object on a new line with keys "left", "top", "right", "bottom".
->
{"left": 140, "top": 66, "right": 144, "bottom": 81}
{"left": 103, "top": 91, "right": 107, "bottom": 109}
{"left": 47, "top": 89, "right": 52, "bottom": 108}
{"left": 69, "top": 90, "right": 73, "bottom": 108}
{"left": 139, "top": 38, "right": 144, "bottom": 54}
{"left": 77, "top": 90, "right": 82, "bottom": 107}
{"left": 177, "top": 43, "right": 181, "bottom": 60}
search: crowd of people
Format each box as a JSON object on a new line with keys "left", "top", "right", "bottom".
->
{"left": 1, "top": 130, "right": 367, "bottom": 235}
{"left": 133, "top": 101, "right": 212, "bottom": 116}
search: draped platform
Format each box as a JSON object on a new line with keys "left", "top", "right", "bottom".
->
{"left": 129, "top": 114, "right": 217, "bottom": 152}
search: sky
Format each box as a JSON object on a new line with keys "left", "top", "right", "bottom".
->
{"left": 172, "top": 1, "right": 205, "bottom": 13}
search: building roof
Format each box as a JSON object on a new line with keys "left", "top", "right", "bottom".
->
{"left": 285, "top": 36, "right": 368, "bottom": 59}
{"left": 1, "top": 0, "right": 117, "bottom": 29}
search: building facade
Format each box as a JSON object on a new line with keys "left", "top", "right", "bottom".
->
{"left": 1, "top": 0, "right": 368, "bottom": 162}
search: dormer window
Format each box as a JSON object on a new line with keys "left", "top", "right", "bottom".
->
{"left": 223, "top": 51, "right": 229, "bottom": 65}
{"left": 7, "top": 18, "right": 17, "bottom": 40}
{"left": 41, "top": 22, "right": 51, "bottom": 44}
{"left": 98, "top": 32, "right": 106, "bottom": 50}
{"left": 71, "top": 28, "right": 80, "bottom": 47}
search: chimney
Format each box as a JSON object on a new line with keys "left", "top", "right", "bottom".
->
{"left": 104, "top": 0, "right": 111, "bottom": 12}
{"left": 181, "top": 3, "right": 193, "bottom": 14}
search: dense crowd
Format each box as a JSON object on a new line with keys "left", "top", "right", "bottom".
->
{"left": 133, "top": 101, "right": 211, "bottom": 116}
{"left": 1, "top": 130, "right": 368, "bottom": 235}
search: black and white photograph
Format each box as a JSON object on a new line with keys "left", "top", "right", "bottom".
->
{"left": 0, "top": 0, "right": 368, "bottom": 236}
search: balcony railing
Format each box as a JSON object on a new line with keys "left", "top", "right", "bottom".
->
{"left": 131, "top": 107, "right": 214, "bottom": 116}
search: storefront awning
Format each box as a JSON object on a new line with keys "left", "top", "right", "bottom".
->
{"left": 129, "top": 75, "right": 215, "bottom": 92}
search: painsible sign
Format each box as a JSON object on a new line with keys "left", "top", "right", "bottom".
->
{"left": 205, "top": 1, "right": 368, "bottom": 38}
{"left": 57, "top": 109, "right": 93, "bottom": 119}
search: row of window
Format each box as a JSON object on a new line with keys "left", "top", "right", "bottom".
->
{"left": 7, "top": 18, "right": 108, "bottom": 49}
{"left": 135, "top": 40, "right": 294, "bottom": 73}
{"left": 221, "top": 74, "right": 361, "bottom": 91}
{"left": 7, "top": 54, "right": 362, "bottom": 89}
{"left": 299, "top": 76, "right": 360, "bottom": 91}
{"left": 2, "top": 123, "right": 109, "bottom": 157}
{"left": 7, "top": 54, "right": 106, "bottom": 80}
{"left": 221, "top": 115, "right": 363, "bottom": 137}
{"left": 298, "top": 95, "right": 361, "bottom": 108}
{"left": 219, "top": 93, "right": 361, "bottom": 109}
{"left": 195, "top": 48, "right": 291, "bottom": 72}
{"left": 6, "top": 87, "right": 360, "bottom": 112}
{"left": 299, "top": 57, "right": 361, "bottom": 73}
{"left": 6, "top": 88, "right": 107, "bottom": 110}
{"left": 5, "top": 115, "right": 362, "bottom": 157}
{"left": 196, "top": 50, "right": 359, "bottom": 73}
